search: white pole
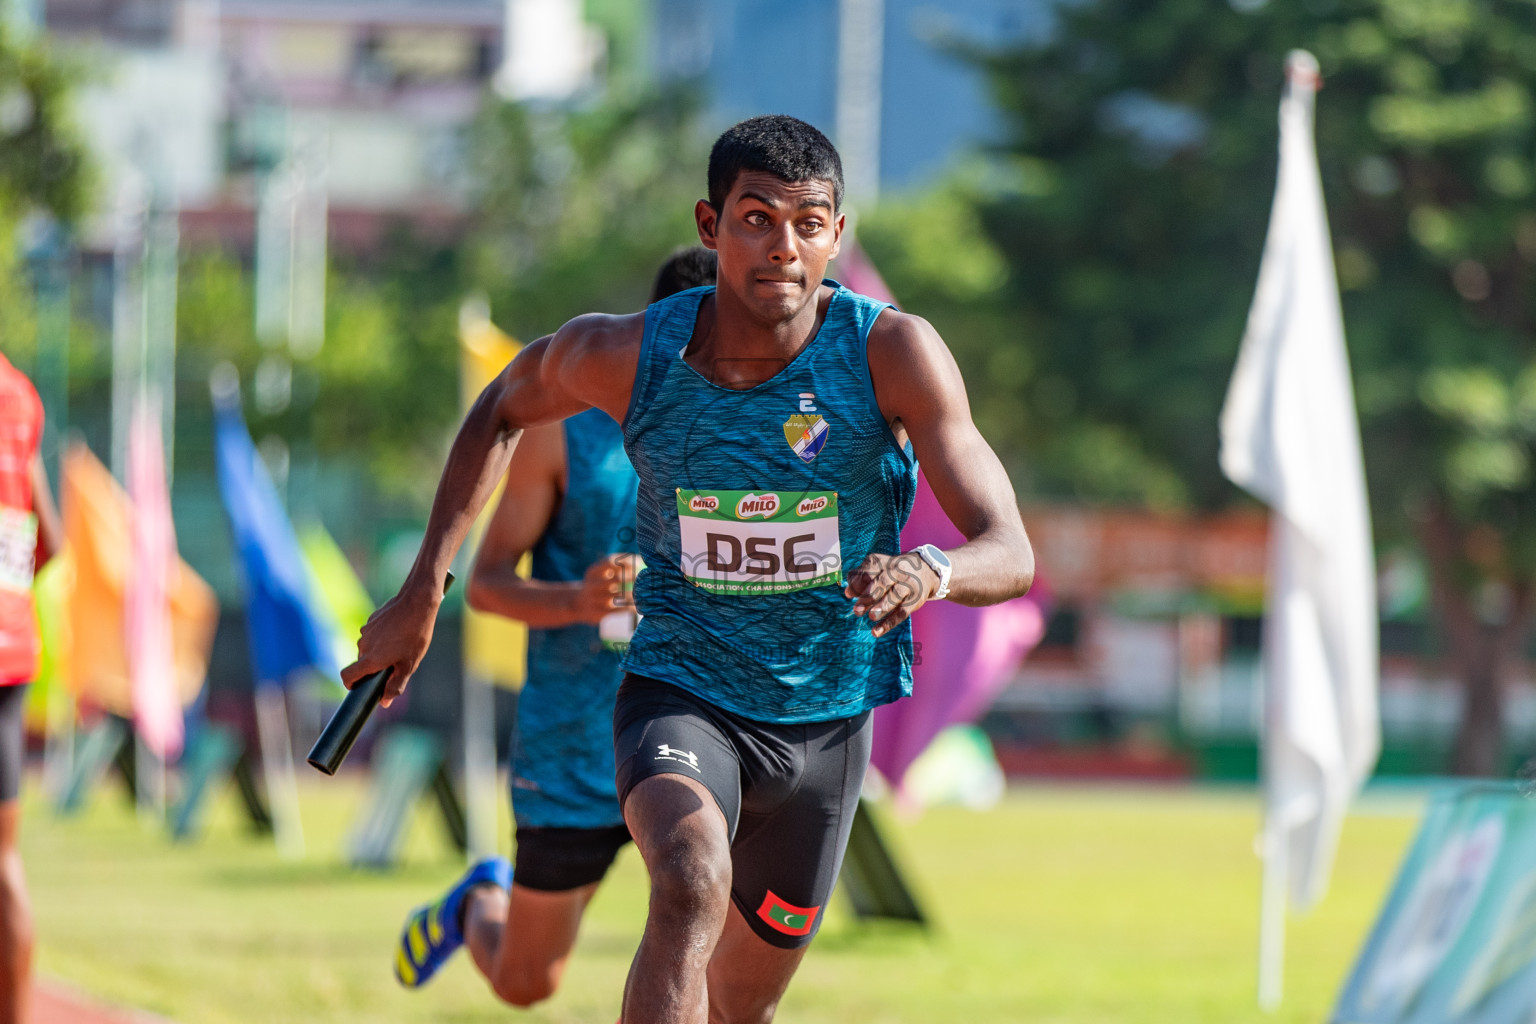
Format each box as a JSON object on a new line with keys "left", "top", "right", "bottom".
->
{"left": 110, "top": 176, "right": 147, "bottom": 485}
{"left": 254, "top": 685, "right": 305, "bottom": 860}
{"left": 463, "top": 671, "right": 499, "bottom": 861}
{"left": 1258, "top": 709, "right": 1286, "bottom": 1011}
{"left": 41, "top": 670, "right": 74, "bottom": 803}
{"left": 836, "top": 0, "right": 885, "bottom": 212}
{"left": 134, "top": 191, "right": 179, "bottom": 827}
{"left": 1258, "top": 818, "right": 1287, "bottom": 1009}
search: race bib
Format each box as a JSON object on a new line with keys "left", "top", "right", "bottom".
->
{"left": 0, "top": 508, "right": 37, "bottom": 594}
{"left": 676, "top": 489, "right": 840, "bottom": 595}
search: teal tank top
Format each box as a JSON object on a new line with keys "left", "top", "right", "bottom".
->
{"left": 621, "top": 282, "right": 918, "bottom": 724}
{"left": 514, "top": 407, "right": 637, "bottom": 829}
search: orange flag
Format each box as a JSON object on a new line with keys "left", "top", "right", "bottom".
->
{"left": 62, "top": 443, "right": 218, "bottom": 716}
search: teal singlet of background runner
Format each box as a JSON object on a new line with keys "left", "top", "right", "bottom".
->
{"left": 622, "top": 282, "right": 918, "bottom": 724}
{"left": 514, "top": 407, "right": 637, "bottom": 829}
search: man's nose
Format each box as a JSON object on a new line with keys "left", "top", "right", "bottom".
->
{"left": 767, "top": 221, "right": 798, "bottom": 263}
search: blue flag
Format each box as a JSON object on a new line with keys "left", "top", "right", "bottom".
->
{"left": 213, "top": 394, "right": 337, "bottom": 688}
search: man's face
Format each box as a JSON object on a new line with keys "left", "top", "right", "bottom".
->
{"left": 696, "top": 171, "right": 843, "bottom": 324}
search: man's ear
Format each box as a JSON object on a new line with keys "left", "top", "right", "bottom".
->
{"left": 828, "top": 211, "right": 846, "bottom": 261}
{"left": 695, "top": 199, "right": 720, "bottom": 250}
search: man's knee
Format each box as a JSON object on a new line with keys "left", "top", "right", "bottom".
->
{"left": 490, "top": 969, "right": 557, "bottom": 1009}
{"left": 646, "top": 825, "right": 731, "bottom": 917}
{"left": 709, "top": 997, "right": 780, "bottom": 1024}
{"left": 627, "top": 774, "right": 732, "bottom": 918}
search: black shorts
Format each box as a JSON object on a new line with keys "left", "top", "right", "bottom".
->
{"left": 0, "top": 684, "right": 25, "bottom": 803}
{"left": 513, "top": 824, "right": 632, "bottom": 892}
{"left": 613, "top": 674, "right": 871, "bottom": 949}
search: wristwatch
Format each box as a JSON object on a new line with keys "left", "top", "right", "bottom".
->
{"left": 912, "top": 544, "right": 952, "bottom": 601}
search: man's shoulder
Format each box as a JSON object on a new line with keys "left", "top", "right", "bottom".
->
{"left": 561, "top": 310, "right": 647, "bottom": 349}
{"left": 865, "top": 307, "right": 944, "bottom": 361}
{"left": 540, "top": 311, "right": 647, "bottom": 422}
{"left": 548, "top": 311, "right": 646, "bottom": 376}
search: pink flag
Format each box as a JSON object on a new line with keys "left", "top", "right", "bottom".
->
{"left": 835, "top": 241, "right": 1049, "bottom": 792}
{"left": 127, "top": 395, "right": 182, "bottom": 759}
{"left": 872, "top": 472, "right": 1048, "bottom": 793}
{"left": 836, "top": 239, "right": 897, "bottom": 304}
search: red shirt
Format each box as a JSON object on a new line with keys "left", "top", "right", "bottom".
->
{"left": 0, "top": 355, "right": 42, "bottom": 685}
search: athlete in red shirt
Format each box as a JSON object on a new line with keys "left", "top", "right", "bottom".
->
{"left": 0, "top": 354, "right": 60, "bottom": 1024}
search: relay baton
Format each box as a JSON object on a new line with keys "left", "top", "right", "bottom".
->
{"left": 307, "top": 570, "right": 455, "bottom": 776}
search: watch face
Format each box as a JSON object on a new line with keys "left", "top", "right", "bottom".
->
{"left": 925, "top": 545, "right": 952, "bottom": 569}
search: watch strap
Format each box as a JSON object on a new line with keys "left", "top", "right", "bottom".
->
{"left": 913, "top": 544, "right": 952, "bottom": 601}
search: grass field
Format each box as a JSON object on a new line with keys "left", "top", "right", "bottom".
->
{"left": 21, "top": 779, "right": 1420, "bottom": 1023}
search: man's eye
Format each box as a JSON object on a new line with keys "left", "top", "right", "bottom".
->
{"left": 801, "top": 220, "right": 823, "bottom": 233}
{"left": 746, "top": 213, "right": 767, "bottom": 226}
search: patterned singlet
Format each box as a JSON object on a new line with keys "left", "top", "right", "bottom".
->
{"left": 0, "top": 355, "right": 41, "bottom": 687}
{"left": 513, "top": 407, "right": 638, "bottom": 829}
{"left": 621, "top": 281, "right": 918, "bottom": 724}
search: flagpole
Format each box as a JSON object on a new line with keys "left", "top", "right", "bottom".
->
{"left": 134, "top": 175, "right": 179, "bottom": 826}
{"left": 29, "top": 222, "right": 75, "bottom": 801}
{"left": 836, "top": 0, "right": 884, "bottom": 213}
{"left": 457, "top": 297, "right": 513, "bottom": 863}
{"left": 463, "top": 669, "right": 498, "bottom": 861}
{"left": 1258, "top": 744, "right": 1286, "bottom": 1010}
{"left": 254, "top": 682, "right": 305, "bottom": 859}
{"left": 1240, "top": 49, "right": 1331, "bottom": 1014}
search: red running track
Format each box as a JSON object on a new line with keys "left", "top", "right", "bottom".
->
{"left": 32, "top": 984, "right": 172, "bottom": 1024}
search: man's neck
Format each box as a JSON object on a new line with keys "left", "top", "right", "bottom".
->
{"left": 687, "top": 284, "right": 832, "bottom": 390}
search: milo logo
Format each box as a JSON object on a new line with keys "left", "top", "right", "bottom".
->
{"left": 735, "top": 493, "right": 780, "bottom": 519}
{"left": 689, "top": 495, "right": 720, "bottom": 512}
{"left": 796, "top": 496, "right": 828, "bottom": 517}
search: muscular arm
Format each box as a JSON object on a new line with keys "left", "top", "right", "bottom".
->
{"left": 847, "top": 311, "right": 1034, "bottom": 635}
{"left": 343, "top": 315, "right": 641, "bottom": 703}
{"left": 466, "top": 422, "right": 634, "bottom": 628}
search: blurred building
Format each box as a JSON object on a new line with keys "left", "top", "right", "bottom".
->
{"left": 990, "top": 506, "right": 1536, "bottom": 780}
{"left": 45, "top": 0, "right": 600, "bottom": 249}
{"left": 651, "top": 0, "right": 1048, "bottom": 193}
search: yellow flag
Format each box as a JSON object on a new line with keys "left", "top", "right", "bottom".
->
{"left": 61, "top": 444, "right": 218, "bottom": 714}
{"left": 459, "top": 301, "right": 529, "bottom": 689}
{"left": 24, "top": 550, "right": 73, "bottom": 733}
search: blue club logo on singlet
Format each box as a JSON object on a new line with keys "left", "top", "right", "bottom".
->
{"left": 782, "top": 392, "right": 829, "bottom": 463}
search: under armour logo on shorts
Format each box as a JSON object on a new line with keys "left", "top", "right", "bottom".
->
{"left": 655, "top": 744, "right": 700, "bottom": 772}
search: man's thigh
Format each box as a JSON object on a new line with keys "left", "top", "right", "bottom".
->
{"left": 613, "top": 674, "right": 743, "bottom": 836}
{"left": 513, "top": 824, "right": 632, "bottom": 893}
{"left": 0, "top": 684, "right": 25, "bottom": 813}
{"left": 489, "top": 825, "right": 631, "bottom": 991}
{"left": 727, "top": 711, "right": 871, "bottom": 951}
{"left": 491, "top": 881, "right": 598, "bottom": 989}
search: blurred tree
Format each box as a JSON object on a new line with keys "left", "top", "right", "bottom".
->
{"left": 171, "top": 242, "right": 462, "bottom": 501}
{"left": 171, "top": 86, "right": 707, "bottom": 511}
{"left": 944, "top": 0, "right": 1536, "bottom": 775}
{"left": 0, "top": 26, "right": 89, "bottom": 224}
{"left": 0, "top": 25, "right": 89, "bottom": 369}
{"left": 464, "top": 84, "right": 708, "bottom": 336}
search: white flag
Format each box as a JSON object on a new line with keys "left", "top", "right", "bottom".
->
{"left": 1220, "top": 50, "right": 1380, "bottom": 910}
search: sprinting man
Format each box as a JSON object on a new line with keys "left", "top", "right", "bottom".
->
{"left": 393, "top": 248, "right": 717, "bottom": 1005}
{"left": 346, "top": 115, "right": 1034, "bottom": 1024}
{"left": 0, "top": 354, "right": 60, "bottom": 1024}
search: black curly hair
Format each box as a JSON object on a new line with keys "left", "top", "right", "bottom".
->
{"left": 706, "top": 115, "right": 844, "bottom": 212}
{"left": 650, "top": 246, "right": 718, "bottom": 303}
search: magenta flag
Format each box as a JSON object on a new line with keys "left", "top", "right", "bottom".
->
{"left": 836, "top": 239, "right": 897, "bottom": 304}
{"left": 836, "top": 240, "right": 1048, "bottom": 792}
{"left": 127, "top": 394, "right": 182, "bottom": 760}
{"left": 872, "top": 472, "right": 1047, "bottom": 792}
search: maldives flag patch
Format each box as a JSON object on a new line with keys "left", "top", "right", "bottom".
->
{"left": 756, "top": 890, "right": 820, "bottom": 937}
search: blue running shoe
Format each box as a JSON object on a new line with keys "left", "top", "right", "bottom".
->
{"left": 395, "top": 856, "right": 512, "bottom": 988}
